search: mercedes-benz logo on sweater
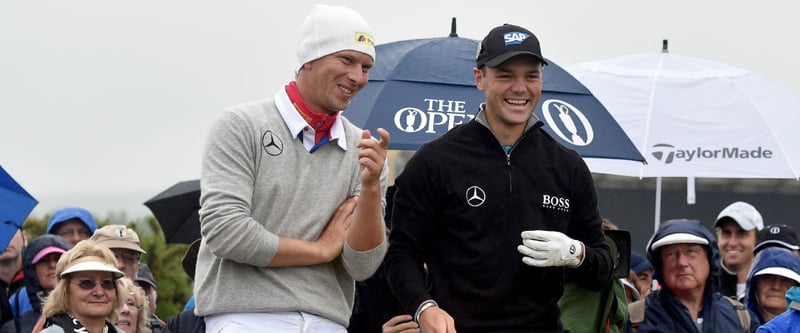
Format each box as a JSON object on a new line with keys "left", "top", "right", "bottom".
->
{"left": 262, "top": 131, "right": 284, "bottom": 156}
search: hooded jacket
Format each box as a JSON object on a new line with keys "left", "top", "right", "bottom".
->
{"left": 755, "top": 286, "right": 800, "bottom": 332}
{"left": 744, "top": 247, "right": 800, "bottom": 325}
{"left": 626, "top": 219, "right": 758, "bottom": 333}
{"left": 1, "top": 235, "right": 71, "bottom": 333}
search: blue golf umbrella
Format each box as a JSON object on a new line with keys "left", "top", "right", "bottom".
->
{"left": 346, "top": 19, "right": 644, "bottom": 162}
{"left": 0, "top": 165, "right": 37, "bottom": 249}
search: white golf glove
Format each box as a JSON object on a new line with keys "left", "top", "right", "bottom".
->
{"left": 517, "top": 230, "right": 584, "bottom": 268}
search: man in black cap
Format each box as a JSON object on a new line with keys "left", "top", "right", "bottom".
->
{"left": 136, "top": 263, "right": 165, "bottom": 333}
{"left": 755, "top": 224, "right": 800, "bottom": 256}
{"left": 385, "top": 23, "right": 613, "bottom": 332}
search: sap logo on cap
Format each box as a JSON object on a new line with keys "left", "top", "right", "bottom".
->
{"left": 503, "top": 32, "right": 530, "bottom": 45}
{"left": 355, "top": 32, "right": 374, "bottom": 48}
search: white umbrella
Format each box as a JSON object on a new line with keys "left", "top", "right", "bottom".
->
{"left": 567, "top": 41, "right": 800, "bottom": 227}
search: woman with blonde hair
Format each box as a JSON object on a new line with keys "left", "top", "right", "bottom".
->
{"left": 37, "top": 240, "right": 127, "bottom": 333}
{"left": 115, "top": 277, "right": 150, "bottom": 333}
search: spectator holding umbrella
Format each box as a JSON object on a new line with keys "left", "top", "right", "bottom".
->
{"left": 0, "top": 229, "right": 27, "bottom": 324}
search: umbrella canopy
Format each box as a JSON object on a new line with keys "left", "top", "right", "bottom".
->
{"left": 345, "top": 20, "right": 644, "bottom": 162}
{"left": 144, "top": 179, "right": 200, "bottom": 244}
{"left": 0, "top": 165, "right": 37, "bottom": 249}
{"left": 566, "top": 42, "right": 800, "bottom": 228}
{"left": 569, "top": 47, "right": 800, "bottom": 179}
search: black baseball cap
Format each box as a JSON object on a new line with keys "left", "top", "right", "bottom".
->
{"left": 476, "top": 24, "right": 547, "bottom": 68}
{"left": 755, "top": 224, "right": 800, "bottom": 254}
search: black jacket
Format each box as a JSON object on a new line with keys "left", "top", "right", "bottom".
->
{"left": 386, "top": 110, "right": 613, "bottom": 332}
{"left": 718, "top": 263, "right": 738, "bottom": 300}
{"left": 164, "top": 308, "right": 204, "bottom": 333}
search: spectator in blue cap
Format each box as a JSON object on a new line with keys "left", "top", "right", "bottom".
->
{"left": 46, "top": 207, "right": 97, "bottom": 247}
{"left": 630, "top": 251, "right": 654, "bottom": 300}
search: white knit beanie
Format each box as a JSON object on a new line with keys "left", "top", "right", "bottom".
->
{"left": 297, "top": 4, "right": 375, "bottom": 69}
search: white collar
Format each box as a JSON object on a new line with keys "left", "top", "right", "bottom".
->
{"left": 274, "top": 86, "right": 348, "bottom": 151}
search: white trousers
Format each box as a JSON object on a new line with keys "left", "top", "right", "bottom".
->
{"left": 205, "top": 312, "right": 347, "bottom": 333}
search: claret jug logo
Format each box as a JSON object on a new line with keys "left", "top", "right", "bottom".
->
{"left": 393, "top": 98, "right": 474, "bottom": 134}
{"left": 541, "top": 99, "right": 594, "bottom": 147}
{"left": 650, "top": 143, "right": 773, "bottom": 164}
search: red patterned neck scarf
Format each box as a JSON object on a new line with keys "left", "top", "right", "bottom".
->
{"left": 286, "top": 81, "right": 338, "bottom": 145}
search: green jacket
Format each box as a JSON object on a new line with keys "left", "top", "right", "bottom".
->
{"left": 559, "top": 279, "right": 628, "bottom": 333}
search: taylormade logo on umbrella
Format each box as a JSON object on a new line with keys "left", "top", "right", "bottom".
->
{"left": 650, "top": 143, "right": 774, "bottom": 164}
{"left": 393, "top": 98, "right": 474, "bottom": 134}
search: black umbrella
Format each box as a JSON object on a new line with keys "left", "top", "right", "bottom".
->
{"left": 144, "top": 179, "right": 200, "bottom": 244}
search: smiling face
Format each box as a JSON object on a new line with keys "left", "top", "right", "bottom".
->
{"left": 474, "top": 55, "right": 543, "bottom": 143}
{"left": 68, "top": 271, "right": 116, "bottom": 321}
{"left": 116, "top": 294, "right": 139, "bottom": 333}
{"left": 716, "top": 219, "right": 757, "bottom": 271}
{"left": 298, "top": 50, "right": 373, "bottom": 115}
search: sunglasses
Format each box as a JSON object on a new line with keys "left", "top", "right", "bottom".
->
{"left": 75, "top": 279, "right": 116, "bottom": 291}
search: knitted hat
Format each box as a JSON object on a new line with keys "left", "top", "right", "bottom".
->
{"left": 296, "top": 4, "right": 375, "bottom": 69}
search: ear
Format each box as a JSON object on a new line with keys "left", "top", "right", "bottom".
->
{"left": 474, "top": 68, "right": 484, "bottom": 90}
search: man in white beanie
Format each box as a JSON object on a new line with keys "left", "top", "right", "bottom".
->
{"left": 195, "top": 4, "right": 390, "bottom": 333}
{"left": 715, "top": 201, "right": 764, "bottom": 301}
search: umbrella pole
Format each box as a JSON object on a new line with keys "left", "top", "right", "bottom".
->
{"left": 654, "top": 177, "right": 662, "bottom": 232}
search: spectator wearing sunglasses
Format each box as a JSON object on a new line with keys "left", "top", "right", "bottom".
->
{"left": 90, "top": 226, "right": 146, "bottom": 281}
{"left": 1, "top": 235, "right": 71, "bottom": 333}
{"left": 37, "top": 240, "right": 127, "bottom": 333}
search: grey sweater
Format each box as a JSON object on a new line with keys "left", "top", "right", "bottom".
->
{"left": 195, "top": 88, "right": 388, "bottom": 326}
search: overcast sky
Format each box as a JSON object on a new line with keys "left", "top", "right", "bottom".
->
{"left": 3, "top": 0, "right": 799, "bottom": 218}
